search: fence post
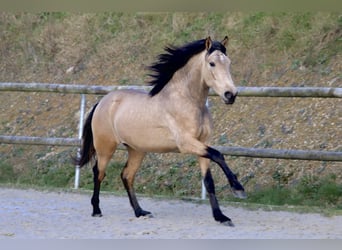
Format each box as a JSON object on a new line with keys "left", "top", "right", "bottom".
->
{"left": 201, "top": 98, "right": 210, "bottom": 200}
{"left": 74, "top": 94, "right": 86, "bottom": 189}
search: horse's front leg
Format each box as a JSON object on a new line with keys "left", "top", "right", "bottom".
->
{"left": 199, "top": 157, "right": 234, "bottom": 226}
{"left": 174, "top": 130, "right": 245, "bottom": 224}
{"left": 204, "top": 147, "right": 247, "bottom": 199}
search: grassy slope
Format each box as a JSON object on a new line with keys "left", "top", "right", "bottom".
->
{"left": 0, "top": 12, "right": 341, "bottom": 208}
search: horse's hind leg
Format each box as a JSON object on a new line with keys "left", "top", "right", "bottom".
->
{"left": 91, "top": 160, "right": 102, "bottom": 216}
{"left": 91, "top": 151, "right": 115, "bottom": 217}
{"left": 121, "top": 147, "right": 151, "bottom": 217}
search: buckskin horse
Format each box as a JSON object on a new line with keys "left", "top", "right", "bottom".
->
{"left": 76, "top": 36, "right": 246, "bottom": 226}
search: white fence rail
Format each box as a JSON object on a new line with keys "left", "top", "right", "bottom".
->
{"left": 1, "top": 82, "right": 342, "bottom": 191}
{"left": 1, "top": 82, "right": 342, "bottom": 97}
{"left": 0, "top": 135, "right": 341, "bottom": 162}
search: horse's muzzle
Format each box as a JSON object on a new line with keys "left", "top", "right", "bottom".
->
{"left": 223, "top": 91, "right": 237, "bottom": 104}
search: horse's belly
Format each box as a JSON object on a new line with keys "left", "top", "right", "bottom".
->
{"left": 114, "top": 109, "right": 178, "bottom": 152}
{"left": 120, "top": 127, "right": 178, "bottom": 153}
{"left": 108, "top": 90, "right": 178, "bottom": 152}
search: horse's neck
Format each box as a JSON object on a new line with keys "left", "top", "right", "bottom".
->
{"left": 162, "top": 53, "right": 209, "bottom": 108}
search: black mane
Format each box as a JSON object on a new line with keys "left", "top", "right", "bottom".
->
{"left": 147, "top": 38, "right": 226, "bottom": 96}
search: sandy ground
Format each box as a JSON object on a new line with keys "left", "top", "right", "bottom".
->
{"left": 0, "top": 188, "right": 341, "bottom": 239}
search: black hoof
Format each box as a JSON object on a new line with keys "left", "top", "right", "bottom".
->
{"left": 135, "top": 209, "right": 152, "bottom": 218}
{"left": 92, "top": 213, "right": 103, "bottom": 217}
{"left": 221, "top": 220, "right": 235, "bottom": 227}
{"left": 231, "top": 188, "right": 247, "bottom": 199}
{"left": 214, "top": 211, "right": 233, "bottom": 226}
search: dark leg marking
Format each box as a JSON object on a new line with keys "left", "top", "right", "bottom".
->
{"left": 91, "top": 163, "right": 103, "bottom": 217}
{"left": 204, "top": 169, "right": 234, "bottom": 226}
{"left": 121, "top": 166, "right": 152, "bottom": 218}
{"left": 204, "top": 147, "right": 247, "bottom": 199}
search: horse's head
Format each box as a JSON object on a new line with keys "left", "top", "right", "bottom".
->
{"left": 203, "top": 36, "right": 237, "bottom": 105}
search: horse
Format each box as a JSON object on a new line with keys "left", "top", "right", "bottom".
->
{"left": 76, "top": 36, "right": 246, "bottom": 226}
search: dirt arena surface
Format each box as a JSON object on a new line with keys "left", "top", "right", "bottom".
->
{"left": 1, "top": 188, "right": 341, "bottom": 239}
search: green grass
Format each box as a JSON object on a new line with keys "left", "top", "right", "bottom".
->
{"left": 229, "top": 174, "right": 342, "bottom": 211}
{"left": 0, "top": 161, "right": 17, "bottom": 183}
{"left": 1, "top": 158, "right": 341, "bottom": 213}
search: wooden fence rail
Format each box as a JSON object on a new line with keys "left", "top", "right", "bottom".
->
{"left": 1, "top": 82, "right": 342, "bottom": 98}
{"left": 0, "top": 135, "right": 80, "bottom": 147}
{"left": 0, "top": 135, "right": 341, "bottom": 162}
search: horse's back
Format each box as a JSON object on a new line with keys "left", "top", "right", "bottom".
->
{"left": 92, "top": 89, "right": 149, "bottom": 136}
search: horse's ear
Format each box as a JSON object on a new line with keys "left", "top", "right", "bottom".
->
{"left": 221, "top": 36, "right": 229, "bottom": 47}
{"left": 205, "top": 36, "right": 212, "bottom": 51}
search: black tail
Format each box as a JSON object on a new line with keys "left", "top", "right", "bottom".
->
{"left": 75, "top": 103, "right": 99, "bottom": 167}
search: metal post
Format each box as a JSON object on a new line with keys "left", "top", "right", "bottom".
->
{"left": 74, "top": 94, "right": 86, "bottom": 189}
{"left": 201, "top": 98, "right": 210, "bottom": 200}
{"left": 201, "top": 180, "right": 206, "bottom": 200}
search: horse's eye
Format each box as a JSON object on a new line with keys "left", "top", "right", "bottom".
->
{"left": 209, "top": 62, "right": 216, "bottom": 67}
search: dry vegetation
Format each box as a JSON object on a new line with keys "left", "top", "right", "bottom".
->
{"left": 0, "top": 12, "right": 341, "bottom": 205}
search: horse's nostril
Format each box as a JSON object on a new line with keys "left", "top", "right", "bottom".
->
{"left": 224, "top": 91, "right": 233, "bottom": 100}
{"left": 224, "top": 91, "right": 236, "bottom": 104}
